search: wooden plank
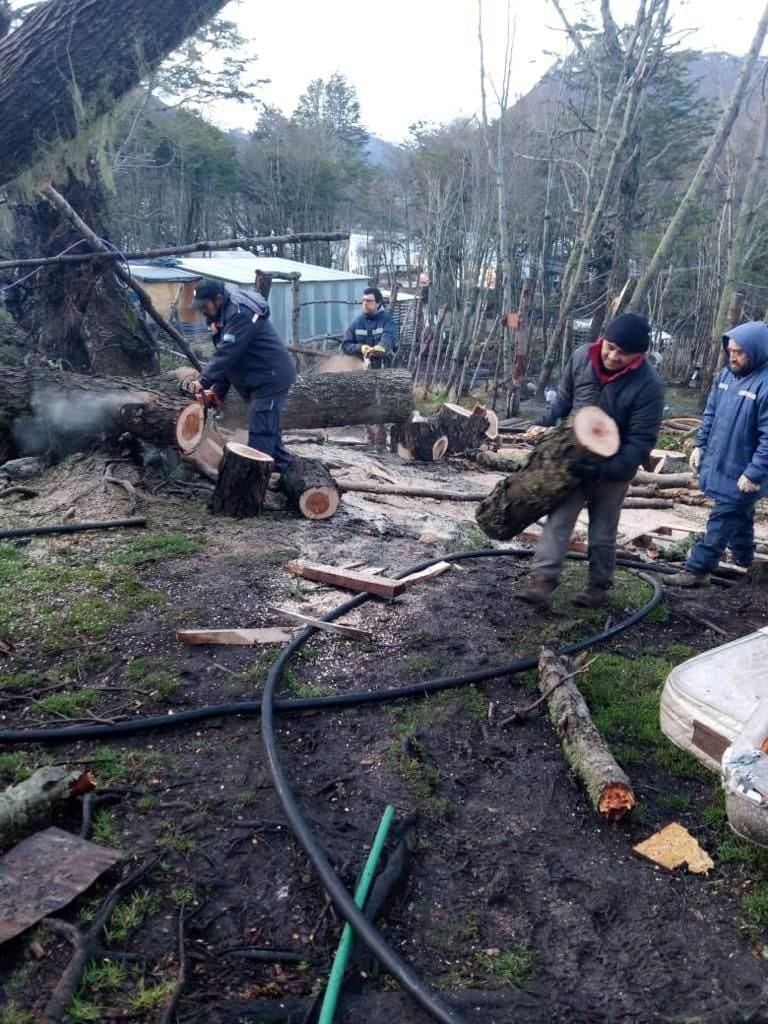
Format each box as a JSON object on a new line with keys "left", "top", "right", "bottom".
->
{"left": 267, "top": 606, "right": 373, "bottom": 641}
{"left": 285, "top": 560, "right": 407, "bottom": 599}
{"left": 177, "top": 627, "right": 295, "bottom": 646}
{"left": 399, "top": 561, "right": 453, "bottom": 587}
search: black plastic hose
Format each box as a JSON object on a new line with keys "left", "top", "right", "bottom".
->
{"left": 0, "top": 549, "right": 664, "bottom": 745}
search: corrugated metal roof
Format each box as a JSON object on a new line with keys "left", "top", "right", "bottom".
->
{"left": 128, "top": 263, "right": 199, "bottom": 282}
{"left": 177, "top": 253, "right": 368, "bottom": 285}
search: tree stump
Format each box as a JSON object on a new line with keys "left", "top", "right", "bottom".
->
{"left": 538, "top": 649, "right": 635, "bottom": 820}
{"left": 434, "top": 403, "right": 494, "bottom": 453}
{"left": 390, "top": 419, "right": 449, "bottom": 462}
{"left": 280, "top": 456, "right": 340, "bottom": 520}
{"left": 475, "top": 405, "right": 620, "bottom": 540}
{"left": 210, "top": 442, "right": 273, "bottom": 518}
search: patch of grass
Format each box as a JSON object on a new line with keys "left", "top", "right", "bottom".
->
{"left": 158, "top": 828, "right": 197, "bottom": 856}
{"left": 579, "top": 653, "right": 709, "bottom": 780}
{"left": 80, "top": 958, "right": 128, "bottom": 993}
{"left": 171, "top": 885, "right": 198, "bottom": 908}
{"left": 743, "top": 885, "right": 768, "bottom": 925}
{"left": 65, "top": 995, "right": 102, "bottom": 1023}
{"left": 475, "top": 945, "right": 538, "bottom": 987}
{"left": 104, "top": 888, "right": 159, "bottom": 944}
{"left": 402, "top": 653, "right": 445, "bottom": 676}
{"left": 432, "top": 912, "right": 480, "bottom": 952}
{"left": 0, "top": 750, "right": 45, "bottom": 784}
{"left": 0, "top": 1005, "right": 36, "bottom": 1024}
{"left": 91, "top": 810, "right": 121, "bottom": 847}
{"left": 0, "top": 670, "right": 40, "bottom": 690}
{"left": 128, "top": 980, "right": 176, "bottom": 1012}
{"left": 90, "top": 745, "right": 166, "bottom": 785}
{"left": 36, "top": 688, "right": 100, "bottom": 717}
{"left": 125, "top": 656, "right": 182, "bottom": 699}
{"left": 665, "top": 643, "right": 694, "bottom": 662}
{"left": 107, "top": 532, "right": 205, "bottom": 566}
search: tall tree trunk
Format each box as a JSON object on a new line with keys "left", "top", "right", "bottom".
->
{"left": 0, "top": 0, "right": 231, "bottom": 188}
{"left": 8, "top": 164, "right": 158, "bottom": 375}
{"left": 629, "top": 2, "right": 768, "bottom": 314}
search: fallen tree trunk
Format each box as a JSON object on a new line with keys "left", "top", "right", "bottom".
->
{"left": 471, "top": 448, "right": 528, "bottom": 472}
{"left": 538, "top": 649, "right": 635, "bottom": 821}
{"left": 210, "top": 443, "right": 272, "bottom": 518}
{"left": 633, "top": 468, "right": 694, "bottom": 488}
{"left": 0, "top": 368, "right": 413, "bottom": 463}
{"left": 621, "top": 497, "right": 673, "bottom": 509}
{"left": 0, "top": 767, "right": 92, "bottom": 847}
{"left": 280, "top": 457, "right": 340, "bottom": 520}
{"left": 475, "top": 406, "right": 620, "bottom": 541}
{"left": 282, "top": 370, "right": 413, "bottom": 430}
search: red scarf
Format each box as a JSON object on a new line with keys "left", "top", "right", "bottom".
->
{"left": 588, "top": 339, "right": 645, "bottom": 384}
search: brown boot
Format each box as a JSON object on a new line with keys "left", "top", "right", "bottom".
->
{"left": 516, "top": 576, "right": 557, "bottom": 609}
{"left": 572, "top": 583, "right": 610, "bottom": 609}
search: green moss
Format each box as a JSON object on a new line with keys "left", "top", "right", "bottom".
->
{"left": 107, "top": 531, "right": 205, "bottom": 566}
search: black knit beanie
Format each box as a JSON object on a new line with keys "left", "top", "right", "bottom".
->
{"left": 602, "top": 313, "right": 651, "bottom": 354}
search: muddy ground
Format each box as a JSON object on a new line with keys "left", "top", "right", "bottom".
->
{"left": 1, "top": 450, "right": 768, "bottom": 1024}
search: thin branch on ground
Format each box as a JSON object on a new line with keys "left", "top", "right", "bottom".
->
{"left": 499, "top": 655, "right": 599, "bottom": 725}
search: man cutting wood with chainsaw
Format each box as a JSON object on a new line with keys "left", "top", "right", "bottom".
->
{"left": 342, "top": 286, "right": 399, "bottom": 445}
{"left": 181, "top": 277, "right": 296, "bottom": 474}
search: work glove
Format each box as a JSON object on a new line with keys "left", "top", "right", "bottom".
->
{"left": 360, "top": 345, "right": 373, "bottom": 358}
{"left": 737, "top": 474, "right": 760, "bottom": 494}
{"left": 689, "top": 447, "right": 703, "bottom": 472}
{"left": 369, "top": 345, "right": 386, "bottom": 355}
{"left": 571, "top": 458, "right": 603, "bottom": 481}
{"left": 180, "top": 378, "right": 203, "bottom": 397}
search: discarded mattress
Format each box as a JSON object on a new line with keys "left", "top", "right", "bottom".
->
{"left": 661, "top": 627, "right": 768, "bottom": 847}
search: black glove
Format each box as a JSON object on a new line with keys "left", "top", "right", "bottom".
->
{"left": 572, "top": 458, "right": 602, "bottom": 481}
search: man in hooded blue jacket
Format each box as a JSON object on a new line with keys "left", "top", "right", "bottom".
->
{"left": 667, "top": 320, "right": 768, "bottom": 586}
{"left": 184, "top": 278, "right": 296, "bottom": 473}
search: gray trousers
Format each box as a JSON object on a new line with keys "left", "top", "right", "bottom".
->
{"left": 532, "top": 480, "right": 630, "bottom": 589}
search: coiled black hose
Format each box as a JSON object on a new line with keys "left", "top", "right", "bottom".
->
{"left": 0, "top": 549, "right": 666, "bottom": 745}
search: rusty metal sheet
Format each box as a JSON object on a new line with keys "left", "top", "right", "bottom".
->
{"left": 0, "top": 826, "right": 123, "bottom": 944}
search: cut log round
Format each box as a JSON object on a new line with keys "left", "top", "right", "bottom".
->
{"left": 538, "top": 649, "right": 635, "bottom": 820}
{"left": 484, "top": 408, "right": 499, "bottom": 440}
{"left": 475, "top": 406, "right": 619, "bottom": 540}
{"left": 280, "top": 456, "right": 340, "bottom": 520}
{"left": 176, "top": 403, "right": 206, "bottom": 454}
{"left": 210, "top": 443, "right": 273, "bottom": 518}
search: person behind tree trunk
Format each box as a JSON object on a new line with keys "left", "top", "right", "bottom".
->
{"left": 341, "top": 286, "right": 399, "bottom": 445}
{"left": 184, "top": 278, "right": 296, "bottom": 473}
{"left": 518, "top": 313, "right": 665, "bottom": 610}
{"left": 667, "top": 321, "right": 768, "bottom": 587}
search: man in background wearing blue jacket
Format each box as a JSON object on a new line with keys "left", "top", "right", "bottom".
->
{"left": 342, "top": 286, "right": 399, "bottom": 444}
{"left": 668, "top": 320, "right": 768, "bottom": 587}
{"left": 184, "top": 278, "right": 296, "bottom": 472}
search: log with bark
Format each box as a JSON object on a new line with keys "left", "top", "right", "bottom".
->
{"left": 280, "top": 456, "right": 340, "bottom": 520}
{"left": 210, "top": 443, "right": 273, "bottom": 518}
{"left": 475, "top": 406, "right": 620, "bottom": 540}
{"left": 633, "top": 468, "right": 694, "bottom": 488}
{"left": 0, "top": 767, "right": 94, "bottom": 848}
{"left": 0, "top": 368, "right": 413, "bottom": 464}
{"left": 538, "top": 649, "right": 635, "bottom": 820}
{"left": 390, "top": 402, "right": 496, "bottom": 461}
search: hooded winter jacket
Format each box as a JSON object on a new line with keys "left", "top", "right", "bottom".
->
{"left": 199, "top": 288, "right": 296, "bottom": 402}
{"left": 538, "top": 342, "right": 665, "bottom": 482}
{"left": 341, "top": 307, "right": 398, "bottom": 365}
{"left": 697, "top": 320, "right": 768, "bottom": 500}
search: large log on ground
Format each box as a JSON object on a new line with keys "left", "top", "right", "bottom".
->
{"left": 280, "top": 456, "right": 340, "bottom": 520}
{"left": 390, "top": 419, "right": 449, "bottom": 462}
{"left": 475, "top": 406, "right": 620, "bottom": 540}
{"left": 281, "top": 370, "right": 413, "bottom": 430}
{"left": 210, "top": 443, "right": 273, "bottom": 518}
{"left": 538, "top": 649, "right": 635, "bottom": 821}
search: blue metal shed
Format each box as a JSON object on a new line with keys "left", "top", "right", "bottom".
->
{"left": 174, "top": 253, "right": 369, "bottom": 344}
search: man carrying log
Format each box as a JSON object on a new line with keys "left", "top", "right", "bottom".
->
{"left": 518, "top": 313, "right": 664, "bottom": 609}
{"left": 182, "top": 278, "right": 296, "bottom": 473}
{"left": 667, "top": 321, "right": 768, "bottom": 587}
{"left": 342, "top": 287, "right": 399, "bottom": 445}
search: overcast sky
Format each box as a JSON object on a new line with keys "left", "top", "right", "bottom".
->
{"left": 215, "top": 0, "right": 768, "bottom": 142}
